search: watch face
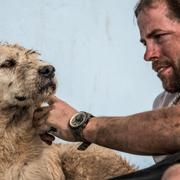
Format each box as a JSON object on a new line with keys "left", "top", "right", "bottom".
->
{"left": 70, "top": 113, "right": 86, "bottom": 128}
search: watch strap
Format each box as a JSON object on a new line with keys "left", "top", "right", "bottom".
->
{"left": 69, "top": 111, "right": 94, "bottom": 150}
{"left": 78, "top": 141, "right": 91, "bottom": 150}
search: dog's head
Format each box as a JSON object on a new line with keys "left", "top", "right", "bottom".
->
{"left": 0, "top": 44, "right": 56, "bottom": 108}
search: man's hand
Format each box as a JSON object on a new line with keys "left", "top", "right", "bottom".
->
{"left": 33, "top": 96, "right": 78, "bottom": 143}
{"left": 39, "top": 133, "right": 55, "bottom": 145}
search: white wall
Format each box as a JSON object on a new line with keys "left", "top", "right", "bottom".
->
{"left": 0, "top": 0, "right": 163, "bottom": 168}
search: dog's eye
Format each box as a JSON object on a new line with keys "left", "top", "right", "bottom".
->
{"left": 1, "top": 59, "right": 16, "bottom": 68}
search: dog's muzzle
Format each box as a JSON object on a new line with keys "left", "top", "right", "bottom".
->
{"left": 38, "top": 65, "right": 56, "bottom": 92}
{"left": 38, "top": 65, "right": 55, "bottom": 78}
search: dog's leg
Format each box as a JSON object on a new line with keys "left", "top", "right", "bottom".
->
{"left": 55, "top": 143, "right": 135, "bottom": 180}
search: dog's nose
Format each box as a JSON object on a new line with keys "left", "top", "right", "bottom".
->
{"left": 38, "top": 65, "right": 55, "bottom": 78}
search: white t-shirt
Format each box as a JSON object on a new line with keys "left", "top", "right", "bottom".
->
{"left": 152, "top": 91, "right": 180, "bottom": 163}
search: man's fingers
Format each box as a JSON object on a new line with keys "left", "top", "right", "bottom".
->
{"left": 39, "top": 133, "right": 55, "bottom": 145}
{"left": 34, "top": 106, "right": 51, "bottom": 118}
{"left": 47, "top": 95, "right": 59, "bottom": 105}
{"left": 43, "top": 140, "right": 52, "bottom": 145}
{"left": 33, "top": 106, "right": 51, "bottom": 127}
{"left": 40, "top": 133, "right": 55, "bottom": 141}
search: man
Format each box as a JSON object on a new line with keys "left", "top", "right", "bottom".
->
{"left": 34, "top": 0, "right": 180, "bottom": 179}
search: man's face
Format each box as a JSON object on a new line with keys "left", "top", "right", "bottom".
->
{"left": 137, "top": 2, "right": 180, "bottom": 93}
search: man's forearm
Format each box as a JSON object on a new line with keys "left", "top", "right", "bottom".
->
{"left": 84, "top": 106, "right": 180, "bottom": 155}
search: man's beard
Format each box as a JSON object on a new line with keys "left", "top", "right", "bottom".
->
{"left": 160, "top": 63, "right": 180, "bottom": 93}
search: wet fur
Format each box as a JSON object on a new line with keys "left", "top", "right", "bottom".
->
{"left": 0, "top": 44, "right": 135, "bottom": 180}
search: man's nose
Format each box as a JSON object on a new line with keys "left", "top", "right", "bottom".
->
{"left": 144, "top": 43, "right": 160, "bottom": 62}
{"left": 38, "top": 65, "right": 55, "bottom": 78}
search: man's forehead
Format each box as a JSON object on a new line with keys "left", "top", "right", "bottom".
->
{"left": 137, "top": 1, "right": 168, "bottom": 20}
{"left": 136, "top": 0, "right": 167, "bottom": 16}
{"left": 137, "top": 2, "right": 170, "bottom": 34}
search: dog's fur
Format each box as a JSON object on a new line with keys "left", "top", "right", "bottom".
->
{"left": 0, "top": 44, "right": 135, "bottom": 180}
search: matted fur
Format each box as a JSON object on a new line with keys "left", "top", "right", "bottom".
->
{"left": 0, "top": 44, "right": 135, "bottom": 180}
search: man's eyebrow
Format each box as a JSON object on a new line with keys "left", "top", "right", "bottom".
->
{"left": 140, "top": 29, "right": 165, "bottom": 44}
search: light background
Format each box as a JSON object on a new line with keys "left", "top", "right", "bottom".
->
{"left": 0, "top": 0, "right": 163, "bottom": 168}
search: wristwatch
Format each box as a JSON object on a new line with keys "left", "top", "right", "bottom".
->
{"left": 69, "top": 111, "right": 94, "bottom": 150}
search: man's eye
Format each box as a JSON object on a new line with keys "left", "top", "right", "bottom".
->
{"left": 140, "top": 40, "right": 146, "bottom": 47}
{"left": 0, "top": 59, "right": 16, "bottom": 68}
{"left": 142, "top": 41, "right": 146, "bottom": 46}
{"left": 154, "top": 34, "right": 167, "bottom": 42}
{"left": 154, "top": 34, "right": 162, "bottom": 39}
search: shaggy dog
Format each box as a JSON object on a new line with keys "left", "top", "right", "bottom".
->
{"left": 0, "top": 44, "right": 135, "bottom": 180}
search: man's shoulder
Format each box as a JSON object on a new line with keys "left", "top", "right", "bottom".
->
{"left": 153, "top": 91, "right": 166, "bottom": 109}
{"left": 153, "top": 91, "right": 178, "bottom": 109}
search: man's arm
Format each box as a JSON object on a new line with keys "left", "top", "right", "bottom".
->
{"left": 84, "top": 106, "right": 180, "bottom": 155}
{"left": 34, "top": 96, "right": 180, "bottom": 155}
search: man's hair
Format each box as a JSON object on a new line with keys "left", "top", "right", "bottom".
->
{"left": 134, "top": 0, "right": 180, "bottom": 21}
